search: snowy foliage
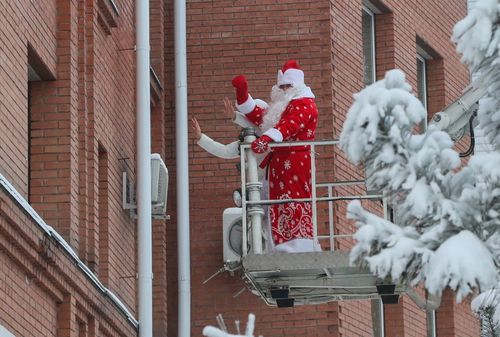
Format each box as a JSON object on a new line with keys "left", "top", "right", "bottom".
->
{"left": 340, "top": 67, "right": 500, "bottom": 305}
{"left": 453, "top": 0, "right": 500, "bottom": 148}
{"left": 473, "top": 289, "right": 500, "bottom": 337}
{"left": 338, "top": 1, "right": 500, "bottom": 333}
{"left": 451, "top": 2, "right": 500, "bottom": 330}
{"left": 422, "top": 230, "right": 497, "bottom": 302}
{"left": 203, "top": 314, "right": 262, "bottom": 337}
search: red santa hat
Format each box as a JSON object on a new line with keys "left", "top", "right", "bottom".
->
{"left": 277, "top": 60, "right": 304, "bottom": 87}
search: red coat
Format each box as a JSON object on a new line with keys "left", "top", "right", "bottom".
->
{"left": 245, "top": 97, "right": 318, "bottom": 245}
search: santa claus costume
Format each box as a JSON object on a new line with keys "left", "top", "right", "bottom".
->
{"left": 232, "top": 60, "right": 321, "bottom": 253}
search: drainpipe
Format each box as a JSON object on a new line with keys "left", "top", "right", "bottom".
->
{"left": 136, "top": 0, "right": 153, "bottom": 336}
{"left": 175, "top": 0, "right": 191, "bottom": 335}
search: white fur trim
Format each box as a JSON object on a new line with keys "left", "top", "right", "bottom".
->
{"left": 235, "top": 94, "right": 256, "bottom": 114}
{"left": 263, "top": 128, "right": 283, "bottom": 142}
{"left": 254, "top": 98, "right": 269, "bottom": 110}
{"left": 292, "top": 86, "right": 315, "bottom": 99}
{"left": 272, "top": 239, "right": 322, "bottom": 253}
{"left": 277, "top": 70, "right": 284, "bottom": 85}
{"left": 277, "top": 68, "right": 304, "bottom": 87}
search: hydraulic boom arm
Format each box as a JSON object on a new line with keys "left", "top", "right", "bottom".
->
{"left": 430, "top": 77, "right": 486, "bottom": 140}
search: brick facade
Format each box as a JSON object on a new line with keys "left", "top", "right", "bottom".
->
{"left": 182, "top": 0, "right": 478, "bottom": 336}
{"left": 0, "top": 0, "right": 148, "bottom": 335}
{"left": 0, "top": 0, "right": 480, "bottom": 337}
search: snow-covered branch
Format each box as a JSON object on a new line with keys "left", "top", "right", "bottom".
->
{"left": 340, "top": 67, "right": 500, "bottom": 305}
{"left": 453, "top": 0, "right": 500, "bottom": 148}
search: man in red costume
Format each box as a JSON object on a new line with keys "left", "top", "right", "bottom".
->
{"left": 231, "top": 60, "right": 321, "bottom": 253}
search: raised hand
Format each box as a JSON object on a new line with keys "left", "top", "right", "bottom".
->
{"left": 191, "top": 117, "right": 202, "bottom": 140}
{"left": 223, "top": 97, "right": 235, "bottom": 119}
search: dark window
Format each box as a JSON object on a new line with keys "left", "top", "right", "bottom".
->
{"left": 417, "top": 54, "right": 428, "bottom": 131}
{"left": 362, "top": 7, "right": 376, "bottom": 86}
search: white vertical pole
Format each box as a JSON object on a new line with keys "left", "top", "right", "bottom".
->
{"left": 328, "top": 185, "right": 334, "bottom": 251}
{"left": 310, "top": 144, "right": 318, "bottom": 243}
{"left": 136, "top": 0, "right": 153, "bottom": 336}
{"left": 240, "top": 145, "right": 248, "bottom": 256}
{"left": 244, "top": 133, "right": 263, "bottom": 254}
{"left": 371, "top": 299, "right": 385, "bottom": 337}
{"left": 175, "top": 0, "right": 191, "bottom": 334}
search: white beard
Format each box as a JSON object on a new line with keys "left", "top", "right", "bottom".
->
{"left": 261, "top": 84, "right": 305, "bottom": 132}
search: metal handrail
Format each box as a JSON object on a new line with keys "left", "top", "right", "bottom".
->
{"left": 244, "top": 194, "right": 383, "bottom": 205}
{"left": 239, "top": 139, "right": 385, "bottom": 255}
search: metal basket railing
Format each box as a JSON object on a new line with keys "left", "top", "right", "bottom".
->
{"left": 239, "top": 137, "right": 386, "bottom": 256}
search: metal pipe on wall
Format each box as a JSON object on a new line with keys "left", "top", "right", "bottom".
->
{"left": 136, "top": 0, "right": 153, "bottom": 336}
{"left": 175, "top": 0, "right": 191, "bottom": 335}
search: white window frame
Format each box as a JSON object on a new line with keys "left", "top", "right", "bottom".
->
{"left": 416, "top": 53, "right": 428, "bottom": 131}
{"left": 362, "top": 6, "right": 377, "bottom": 86}
{"left": 416, "top": 53, "right": 428, "bottom": 109}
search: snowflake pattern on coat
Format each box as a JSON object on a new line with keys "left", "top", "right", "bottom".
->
{"left": 246, "top": 97, "right": 318, "bottom": 245}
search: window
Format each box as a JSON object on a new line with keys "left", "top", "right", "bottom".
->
{"left": 416, "top": 55, "right": 427, "bottom": 109}
{"left": 362, "top": 7, "right": 376, "bottom": 86}
{"left": 98, "top": 144, "right": 109, "bottom": 284}
{"left": 416, "top": 53, "right": 428, "bottom": 131}
{"left": 27, "top": 66, "right": 42, "bottom": 202}
{"left": 27, "top": 82, "right": 33, "bottom": 203}
{"left": 27, "top": 48, "right": 47, "bottom": 202}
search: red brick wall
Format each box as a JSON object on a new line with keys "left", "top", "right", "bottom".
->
{"left": 166, "top": 0, "right": 478, "bottom": 336}
{"left": 0, "top": 0, "right": 57, "bottom": 197}
{"left": 0, "top": 187, "right": 137, "bottom": 336}
{"left": 0, "top": 0, "right": 479, "bottom": 336}
{"left": 436, "top": 290, "right": 481, "bottom": 337}
{"left": 28, "top": 0, "right": 140, "bottom": 312}
{"left": 0, "top": 0, "right": 168, "bottom": 336}
{"left": 175, "top": 0, "right": 336, "bottom": 335}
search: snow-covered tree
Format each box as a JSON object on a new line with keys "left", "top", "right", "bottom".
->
{"left": 453, "top": 0, "right": 500, "bottom": 148}
{"left": 340, "top": 69, "right": 499, "bottom": 301}
{"left": 339, "top": 0, "right": 500, "bottom": 316}
{"left": 453, "top": 1, "right": 500, "bottom": 331}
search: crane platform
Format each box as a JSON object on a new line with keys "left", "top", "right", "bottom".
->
{"left": 241, "top": 250, "right": 404, "bottom": 307}
{"left": 233, "top": 139, "right": 403, "bottom": 307}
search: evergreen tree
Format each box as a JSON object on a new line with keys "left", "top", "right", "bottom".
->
{"left": 339, "top": 0, "right": 500, "bottom": 324}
